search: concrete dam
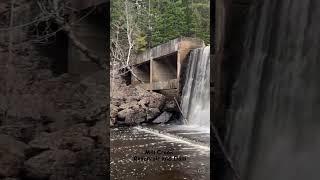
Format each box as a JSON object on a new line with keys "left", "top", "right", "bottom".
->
{"left": 128, "top": 37, "right": 205, "bottom": 96}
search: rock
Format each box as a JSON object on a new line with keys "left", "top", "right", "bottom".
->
{"left": 110, "top": 104, "right": 119, "bottom": 119}
{"left": 117, "top": 107, "right": 146, "bottom": 125}
{"left": 152, "top": 112, "right": 173, "bottom": 124}
{"left": 111, "top": 97, "right": 125, "bottom": 107}
{"left": 0, "top": 117, "right": 47, "bottom": 143}
{"left": 74, "top": 148, "right": 108, "bottom": 180}
{"left": 29, "top": 124, "right": 93, "bottom": 152}
{"left": 163, "top": 100, "right": 178, "bottom": 112}
{"left": 24, "top": 150, "right": 77, "bottom": 180}
{"left": 130, "top": 110, "right": 147, "bottom": 124}
{"left": 119, "top": 101, "right": 138, "bottom": 110}
{"left": 36, "top": 69, "right": 52, "bottom": 80}
{"left": 117, "top": 109, "right": 135, "bottom": 121}
{"left": 110, "top": 119, "right": 115, "bottom": 127}
{"left": 148, "top": 94, "right": 166, "bottom": 109}
{"left": 127, "top": 96, "right": 141, "bottom": 102}
{"left": 146, "top": 108, "right": 161, "bottom": 121}
{"left": 89, "top": 120, "right": 107, "bottom": 147}
{"left": 138, "top": 98, "right": 149, "bottom": 107}
{"left": 0, "top": 135, "right": 29, "bottom": 178}
{"left": 83, "top": 105, "right": 107, "bottom": 125}
{"left": 0, "top": 124, "right": 37, "bottom": 143}
{"left": 110, "top": 74, "right": 169, "bottom": 126}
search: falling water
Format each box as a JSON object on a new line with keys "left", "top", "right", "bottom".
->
{"left": 223, "top": 1, "right": 320, "bottom": 180}
{"left": 181, "top": 46, "right": 210, "bottom": 129}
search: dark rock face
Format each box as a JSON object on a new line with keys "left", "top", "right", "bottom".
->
{"left": 24, "top": 150, "right": 77, "bottom": 180}
{"left": 0, "top": 135, "right": 29, "bottom": 178}
{"left": 74, "top": 147, "right": 108, "bottom": 180}
{"left": 89, "top": 120, "right": 107, "bottom": 147}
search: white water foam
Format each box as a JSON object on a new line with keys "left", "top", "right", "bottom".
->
{"left": 134, "top": 126, "right": 210, "bottom": 152}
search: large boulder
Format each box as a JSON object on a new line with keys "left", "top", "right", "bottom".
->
{"left": 24, "top": 150, "right": 77, "bottom": 180}
{"left": 110, "top": 104, "right": 119, "bottom": 119}
{"left": 0, "top": 135, "right": 29, "bottom": 178}
{"left": 74, "top": 148, "right": 108, "bottom": 180}
{"left": 146, "top": 108, "right": 161, "bottom": 121}
{"left": 152, "top": 112, "right": 173, "bottom": 124}
{"left": 119, "top": 101, "right": 139, "bottom": 110}
{"left": 117, "top": 108, "right": 146, "bottom": 125}
{"left": 0, "top": 117, "right": 49, "bottom": 143}
{"left": 29, "top": 124, "right": 94, "bottom": 152}
{"left": 111, "top": 76, "right": 168, "bottom": 126}
{"left": 148, "top": 95, "right": 166, "bottom": 109}
{"left": 163, "top": 99, "right": 179, "bottom": 112}
{"left": 89, "top": 120, "right": 107, "bottom": 147}
{"left": 117, "top": 109, "right": 135, "bottom": 121}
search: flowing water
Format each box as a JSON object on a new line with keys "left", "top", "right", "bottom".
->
{"left": 181, "top": 46, "right": 210, "bottom": 129}
{"left": 110, "top": 125, "right": 210, "bottom": 180}
{"left": 223, "top": 1, "right": 320, "bottom": 180}
{"left": 111, "top": 46, "right": 211, "bottom": 179}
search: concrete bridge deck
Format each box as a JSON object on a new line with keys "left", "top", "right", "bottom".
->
{"left": 130, "top": 37, "right": 204, "bottom": 93}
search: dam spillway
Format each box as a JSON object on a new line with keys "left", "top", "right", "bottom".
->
{"left": 127, "top": 37, "right": 205, "bottom": 96}
{"left": 181, "top": 46, "right": 210, "bottom": 129}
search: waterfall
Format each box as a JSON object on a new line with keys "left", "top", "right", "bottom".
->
{"left": 180, "top": 46, "right": 210, "bottom": 129}
{"left": 224, "top": 1, "right": 320, "bottom": 180}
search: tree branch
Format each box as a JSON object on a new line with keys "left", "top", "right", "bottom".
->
{"left": 63, "top": 25, "right": 105, "bottom": 68}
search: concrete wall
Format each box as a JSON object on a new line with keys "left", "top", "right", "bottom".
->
{"left": 152, "top": 53, "right": 177, "bottom": 82}
{"left": 132, "top": 37, "right": 204, "bottom": 65}
{"left": 131, "top": 37, "right": 204, "bottom": 92}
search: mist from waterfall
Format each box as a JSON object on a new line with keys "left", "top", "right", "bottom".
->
{"left": 180, "top": 46, "right": 210, "bottom": 130}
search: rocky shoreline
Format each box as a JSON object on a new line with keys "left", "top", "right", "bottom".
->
{"left": 110, "top": 77, "right": 180, "bottom": 127}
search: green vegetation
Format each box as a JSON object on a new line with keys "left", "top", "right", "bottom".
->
{"left": 150, "top": 0, "right": 210, "bottom": 46}
{"left": 111, "top": 0, "right": 210, "bottom": 57}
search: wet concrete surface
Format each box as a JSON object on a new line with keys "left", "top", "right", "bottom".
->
{"left": 110, "top": 125, "right": 210, "bottom": 180}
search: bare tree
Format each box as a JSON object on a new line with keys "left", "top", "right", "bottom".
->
{"left": 110, "top": 0, "right": 146, "bottom": 91}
